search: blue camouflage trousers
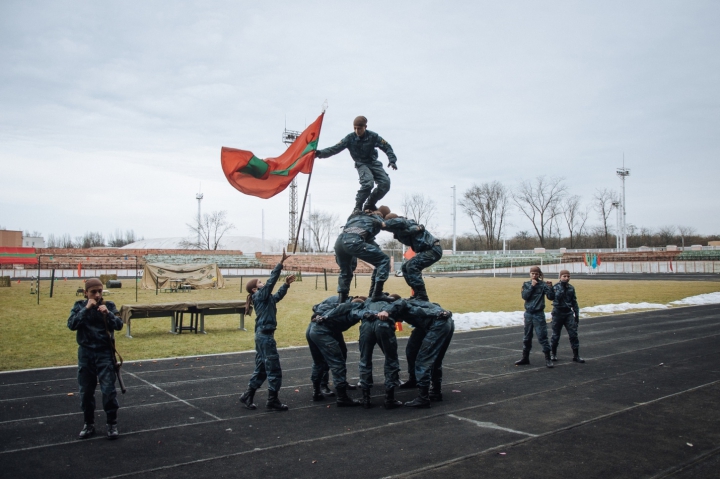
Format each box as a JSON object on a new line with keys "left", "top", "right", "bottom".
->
{"left": 551, "top": 311, "right": 580, "bottom": 350}
{"left": 356, "top": 160, "right": 390, "bottom": 208}
{"left": 414, "top": 318, "right": 455, "bottom": 388}
{"left": 247, "top": 331, "right": 282, "bottom": 392}
{"left": 358, "top": 319, "right": 400, "bottom": 390}
{"left": 335, "top": 233, "right": 390, "bottom": 294}
{"left": 402, "top": 244, "right": 443, "bottom": 290}
{"left": 307, "top": 323, "right": 350, "bottom": 389}
{"left": 404, "top": 319, "right": 454, "bottom": 385}
{"left": 77, "top": 346, "right": 119, "bottom": 423}
{"left": 523, "top": 312, "right": 551, "bottom": 353}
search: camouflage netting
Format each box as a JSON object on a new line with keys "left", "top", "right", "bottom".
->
{"left": 141, "top": 263, "right": 225, "bottom": 290}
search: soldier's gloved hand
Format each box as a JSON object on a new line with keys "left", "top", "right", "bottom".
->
{"left": 388, "top": 162, "right": 397, "bottom": 170}
{"left": 438, "top": 310, "right": 452, "bottom": 320}
{"left": 418, "top": 224, "right": 425, "bottom": 232}
{"left": 574, "top": 314, "right": 580, "bottom": 324}
{"left": 363, "top": 312, "right": 377, "bottom": 321}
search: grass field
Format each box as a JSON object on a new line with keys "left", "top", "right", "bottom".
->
{"left": 1, "top": 275, "right": 719, "bottom": 371}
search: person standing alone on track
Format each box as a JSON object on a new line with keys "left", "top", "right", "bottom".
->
{"left": 550, "top": 269, "right": 585, "bottom": 363}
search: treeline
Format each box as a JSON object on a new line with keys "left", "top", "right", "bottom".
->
{"left": 39, "top": 230, "right": 142, "bottom": 249}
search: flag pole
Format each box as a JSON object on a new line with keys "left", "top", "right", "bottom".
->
{"left": 293, "top": 161, "right": 314, "bottom": 254}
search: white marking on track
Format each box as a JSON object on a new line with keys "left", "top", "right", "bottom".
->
{"left": 447, "top": 414, "right": 537, "bottom": 436}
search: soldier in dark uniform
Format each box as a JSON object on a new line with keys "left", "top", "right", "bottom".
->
{"left": 551, "top": 269, "right": 585, "bottom": 363}
{"left": 334, "top": 210, "right": 390, "bottom": 301}
{"left": 356, "top": 296, "right": 407, "bottom": 409}
{"left": 515, "top": 266, "right": 555, "bottom": 368}
{"left": 306, "top": 294, "right": 359, "bottom": 399}
{"left": 239, "top": 250, "right": 296, "bottom": 411}
{"left": 307, "top": 298, "right": 368, "bottom": 407}
{"left": 67, "top": 278, "right": 124, "bottom": 440}
{"left": 383, "top": 211, "right": 442, "bottom": 301}
{"left": 394, "top": 299, "right": 454, "bottom": 408}
{"left": 315, "top": 116, "right": 398, "bottom": 214}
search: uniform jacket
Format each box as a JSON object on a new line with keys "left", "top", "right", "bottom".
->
{"left": 316, "top": 130, "right": 397, "bottom": 166}
{"left": 317, "top": 301, "right": 365, "bottom": 332}
{"left": 552, "top": 281, "right": 579, "bottom": 316}
{"left": 342, "top": 212, "right": 384, "bottom": 241}
{"left": 521, "top": 281, "right": 555, "bottom": 313}
{"left": 67, "top": 300, "right": 123, "bottom": 350}
{"left": 383, "top": 217, "right": 438, "bottom": 252}
{"left": 253, "top": 262, "right": 290, "bottom": 332}
{"left": 395, "top": 299, "right": 450, "bottom": 330}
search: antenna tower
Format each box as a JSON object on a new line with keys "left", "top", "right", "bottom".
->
{"left": 195, "top": 191, "right": 204, "bottom": 247}
{"left": 282, "top": 127, "right": 301, "bottom": 249}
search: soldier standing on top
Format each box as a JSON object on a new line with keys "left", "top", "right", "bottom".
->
{"left": 315, "top": 116, "right": 398, "bottom": 215}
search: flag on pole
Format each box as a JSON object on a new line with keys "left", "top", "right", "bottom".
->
{"left": 77, "top": 263, "right": 82, "bottom": 278}
{"left": 221, "top": 113, "right": 324, "bottom": 199}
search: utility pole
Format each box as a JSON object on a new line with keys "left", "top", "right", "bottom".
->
{"left": 616, "top": 156, "right": 630, "bottom": 250}
{"left": 452, "top": 185, "right": 457, "bottom": 254}
{"left": 612, "top": 201, "right": 621, "bottom": 250}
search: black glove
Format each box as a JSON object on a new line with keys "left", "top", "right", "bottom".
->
{"left": 388, "top": 162, "right": 397, "bottom": 170}
{"left": 574, "top": 314, "right": 580, "bottom": 324}
{"left": 363, "top": 312, "right": 377, "bottom": 321}
{"left": 418, "top": 224, "right": 425, "bottom": 232}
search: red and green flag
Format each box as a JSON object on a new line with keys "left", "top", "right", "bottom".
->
{"left": 0, "top": 247, "right": 36, "bottom": 265}
{"left": 221, "top": 113, "right": 324, "bottom": 199}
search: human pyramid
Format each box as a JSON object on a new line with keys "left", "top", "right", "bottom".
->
{"left": 66, "top": 116, "right": 584, "bottom": 440}
{"left": 239, "top": 115, "right": 453, "bottom": 411}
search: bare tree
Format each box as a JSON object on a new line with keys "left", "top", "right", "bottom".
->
{"left": 512, "top": 176, "right": 567, "bottom": 247}
{"left": 460, "top": 181, "right": 509, "bottom": 250}
{"left": 308, "top": 210, "right": 340, "bottom": 252}
{"left": 677, "top": 226, "right": 696, "bottom": 249}
{"left": 561, "top": 195, "right": 584, "bottom": 248}
{"left": 59, "top": 234, "right": 76, "bottom": 248}
{"left": 657, "top": 225, "right": 677, "bottom": 246}
{"left": 78, "top": 232, "right": 106, "bottom": 248}
{"left": 401, "top": 193, "right": 437, "bottom": 227}
{"left": 24, "top": 230, "right": 43, "bottom": 237}
{"left": 593, "top": 188, "right": 618, "bottom": 247}
{"left": 181, "top": 211, "right": 235, "bottom": 250}
{"left": 108, "top": 229, "right": 138, "bottom": 248}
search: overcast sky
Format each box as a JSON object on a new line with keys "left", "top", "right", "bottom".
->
{"left": 1, "top": 0, "right": 719, "bottom": 247}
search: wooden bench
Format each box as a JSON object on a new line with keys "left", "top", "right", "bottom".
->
{"left": 119, "top": 300, "right": 246, "bottom": 338}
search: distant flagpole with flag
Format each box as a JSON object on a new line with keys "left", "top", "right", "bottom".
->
{"left": 221, "top": 112, "right": 324, "bottom": 199}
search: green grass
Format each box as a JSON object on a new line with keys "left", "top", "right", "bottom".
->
{"left": 1, "top": 275, "right": 718, "bottom": 371}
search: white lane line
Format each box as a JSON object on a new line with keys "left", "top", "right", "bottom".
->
{"left": 447, "top": 414, "right": 538, "bottom": 437}
{"left": 124, "top": 371, "right": 221, "bottom": 421}
{"left": 100, "top": 378, "right": 720, "bottom": 479}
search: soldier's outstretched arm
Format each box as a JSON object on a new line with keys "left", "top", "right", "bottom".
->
{"left": 316, "top": 136, "right": 349, "bottom": 158}
{"left": 375, "top": 135, "right": 397, "bottom": 169}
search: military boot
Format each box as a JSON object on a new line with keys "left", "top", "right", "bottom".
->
{"left": 77, "top": 423, "right": 95, "bottom": 440}
{"left": 338, "top": 292, "right": 349, "bottom": 303}
{"left": 266, "top": 390, "right": 289, "bottom": 411}
{"left": 240, "top": 387, "right": 257, "bottom": 410}
{"left": 404, "top": 386, "right": 431, "bottom": 408}
{"left": 544, "top": 351, "right": 554, "bottom": 368}
{"left": 312, "top": 382, "right": 325, "bottom": 402}
{"left": 384, "top": 388, "right": 403, "bottom": 409}
{"left": 572, "top": 348, "right": 586, "bottom": 363}
{"left": 412, "top": 285, "right": 429, "bottom": 302}
{"left": 514, "top": 350, "right": 530, "bottom": 366}
{"left": 106, "top": 422, "right": 119, "bottom": 440}
{"left": 429, "top": 381, "right": 443, "bottom": 402}
{"left": 399, "top": 377, "right": 417, "bottom": 389}
{"left": 371, "top": 281, "right": 386, "bottom": 301}
{"left": 361, "top": 388, "right": 374, "bottom": 409}
{"left": 320, "top": 384, "right": 335, "bottom": 397}
{"left": 335, "top": 386, "right": 361, "bottom": 407}
{"left": 551, "top": 346, "right": 558, "bottom": 361}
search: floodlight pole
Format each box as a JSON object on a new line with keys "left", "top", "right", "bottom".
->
{"left": 452, "top": 185, "right": 457, "bottom": 254}
{"left": 616, "top": 158, "right": 630, "bottom": 250}
{"left": 196, "top": 192, "right": 203, "bottom": 246}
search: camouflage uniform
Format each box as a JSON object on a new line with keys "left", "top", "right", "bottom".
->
{"left": 247, "top": 263, "right": 291, "bottom": 393}
{"left": 316, "top": 130, "right": 397, "bottom": 209}
{"left": 334, "top": 212, "right": 389, "bottom": 295}
{"left": 520, "top": 280, "right": 555, "bottom": 353}
{"left": 357, "top": 299, "right": 406, "bottom": 390}
{"left": 383, "top": 217, "right": 442, "bottom": 296}
{"left": 551, "top": 281, "right": 580, "bottom": 350}
{"left": 67, "top": 299, "right": 123, "bottom": 425}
